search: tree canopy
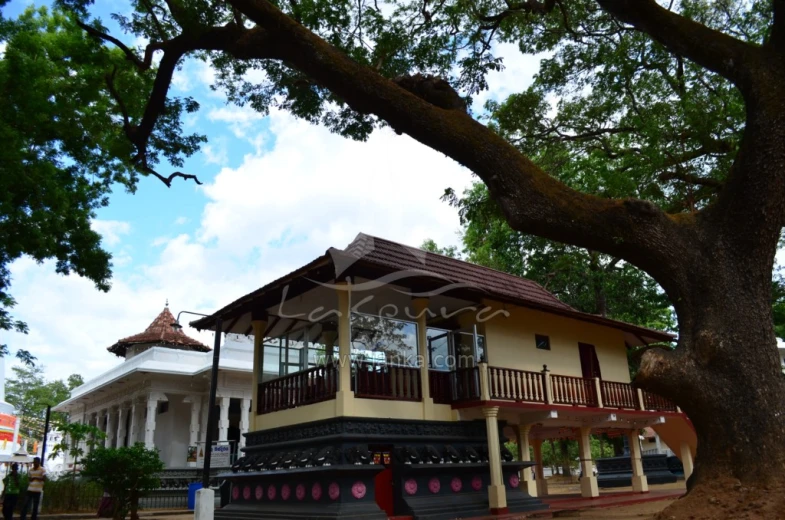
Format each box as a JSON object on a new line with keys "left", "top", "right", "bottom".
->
{"left": 0, "top": 4, "right": 204, "bottom": 346}
{"left": 6, "top": 365, "right": 84, "bottom": 441}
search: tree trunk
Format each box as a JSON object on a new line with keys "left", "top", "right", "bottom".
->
{"left": 638, "top": 254, "right": 785, "bottom": 516}
{"left": 559, "top": 440, "right": 572, "bottom": 478}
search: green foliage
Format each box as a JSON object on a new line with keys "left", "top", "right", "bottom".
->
{"left": 81, "top": 444, "right": 164, "bottom": 520}
{"left": 773, "top": 272, "right": 785, "bottom": 341}
{"left": 49, "top": 420, "right": 106, "bottom": 469}
{"left": 0, "top": 6, "right": 204, "bottom": 339}
{"left": 420, "top": 239, "right": 460, "bottom": 259}
{"left": 5, "top": 366, "right": 85, "bottom": 441}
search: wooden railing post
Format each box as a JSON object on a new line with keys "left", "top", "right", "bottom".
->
{"left": 594, "top": 377, "right": 603, "bottom": 408}
{"left": 541, "top": 365, "right": 553, "bottom": 405}
{"left": 636, "top": 388, "right": 646, "bottom": 410}
{"left": 479, "top": 362, "right": 491, "bottom": 401}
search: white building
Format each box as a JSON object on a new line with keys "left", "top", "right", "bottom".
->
{"left": 53, "top": 305, "right": 254, "bottom": 468}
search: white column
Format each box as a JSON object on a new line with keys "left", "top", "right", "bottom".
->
{"left": 116, "top": 406, "right": 128, "bottom": 448}
{"left": 483, "top": 406, "right": 507, "bottom": 513}
{"left": 200, "top": 396, "right": 211, "bottom": 443}
{"left": 628, "top": 430, "right": 649, "bottom": 493}
{"left": 680, "top": 441, "right": 694, "bottom": 481}
{"left": 335, "top": 281, "right": 353, "bottom": 415}
{"left": 104, "top": 408, "right": 116, "bottom": 449}
{"left": 239, "top": 398, "right": 250, "bottom": 449}
{"left": 578, "top": 426, "right": 599, "bottom": 498}
{"left": 218, "top": 397, "right": 230, "bottom": 442}
{"left": 128, "top": 402, "right": 141, "bottom": 445}
{"left": 532, "top": 438, "right": 548, "bottom": 497}
{"left": 517, "top": 424, "right": 538, "bottom": 497}
{"left": 144, "top": 397, "right": 158, "bottom": 450}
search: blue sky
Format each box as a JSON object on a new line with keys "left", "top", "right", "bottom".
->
{"left": 3, "top": 1, "right": 545, "bottom": 383}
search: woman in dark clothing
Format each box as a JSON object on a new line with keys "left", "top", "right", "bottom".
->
{"left": 2, "top": 463, "right": 21, "bottom": 519}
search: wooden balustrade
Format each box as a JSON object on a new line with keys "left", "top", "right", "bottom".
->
{"left": 642, "top": 390, "right": 678, "bottom": 412}
{"left": 488, "top": 366, "right": 547, "bottom": 403}
{"left": 551, "top": 374, "right": 598, "bottom": 407}
{"left": 257, "top": 364, "right": 337, "bottom": 414}
{"left": 429, "top": 370, "right": 453, "bottom": 404}
{"left": 452, "top": 366, "right": 481, "bottom": 401}
{"left": 353, "top": 362, "right": 422, "bottom": 401}
{"left": 600, "top": 380, "right": 639, "bottom": 409}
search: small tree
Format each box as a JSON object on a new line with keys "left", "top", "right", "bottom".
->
{"left": 81, "top": 444, "right": 164, "bottom": 520}
{"left": 49, "top": 421, "right": 106, "bottom": 510}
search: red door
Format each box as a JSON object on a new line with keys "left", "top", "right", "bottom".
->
{"left": 579, "top": 343, "right": 602, "bottom": 379}
{"left": 375, "top": 468, "right": 394, "bottom": 517}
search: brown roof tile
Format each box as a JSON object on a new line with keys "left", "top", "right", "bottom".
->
{"left": 107, "top": 306, "right": 210, "bottom": 358}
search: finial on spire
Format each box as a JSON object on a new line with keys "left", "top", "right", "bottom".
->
{"left": 166, "top": 298, "right": 169, "bottom": 307}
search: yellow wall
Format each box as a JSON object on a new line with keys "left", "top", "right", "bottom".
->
{"left": 482, "top": 301, "right": 631, "bottom": 383}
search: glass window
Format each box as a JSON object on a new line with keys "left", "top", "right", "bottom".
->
{"left": 350, "top": 313, "right": 418, "bottom": 366}
{"left": 535, "top": 334, "right": 551, "bottom": 351}
{"left": 452, "top": 332, "right": 486, "bottom": 367}
{"left": 426, "top": 328, "right": 451, "bottom": 370}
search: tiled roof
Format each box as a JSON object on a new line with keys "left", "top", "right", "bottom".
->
{"left": 107, "top": 306, "right": 210, "bottom": 358}
{"left": 341, "top": 233, "right": 575, "bottom": 313}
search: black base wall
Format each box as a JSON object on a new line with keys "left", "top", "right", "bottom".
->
{"left": 218, "top": 416, "right": 548, "bottom": 519}
{"left": 596, "top": 454, "right": 678, "bottom": 488}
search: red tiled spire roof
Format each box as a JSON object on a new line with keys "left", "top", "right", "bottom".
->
{"left": 107, "top": 305, "right": 210, "bottom": 358}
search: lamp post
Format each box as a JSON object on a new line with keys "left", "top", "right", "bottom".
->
{"left": 171, "top": 311, "right": 223, "bottom": 490}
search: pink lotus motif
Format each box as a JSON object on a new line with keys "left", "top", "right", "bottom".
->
{"left": 509, "top": 474, "right": 520, "bottom": 488}
{"left": 255, "top": 485, "right": 264, "bottom": 500}
{"left": 267, "top": 485, "right": 277, "bottom": 500}
{"left": 242, "top": 486, "right": 251, "bottom": 500}
{"left": 428, "top": 478, "right": 440, "bottom": 494}
{"left": 352, "top": 481, "right": 367, "bottom": 499}
{"left": 231, "top": 486, "right": 240, "bottom": 500}
{"left": 312, "top": 482, "right": 323, "bottom": 501}
{"left": 281, "top": 484, "right": 291, "bottom": 501}
{"left": 471, "top": 476, "right": 482, "bottom": 491}
{"left": 296, "top": 484, "right": 306, "bottom": 501}
{"left": 404, "top": 479, "right": 418, "bottom": 495}
{"left": 450, "top": 477, "right": 462, "bottom": 492}
{"left": 328, "top": 482, "right": 340, "bottom": 500}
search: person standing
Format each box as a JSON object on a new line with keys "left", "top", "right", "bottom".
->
{"left": 19, "top": 458, "right": 44, "bottom": 520}
{"left": 2, "top": 463, "right": 21, "bottom": 519}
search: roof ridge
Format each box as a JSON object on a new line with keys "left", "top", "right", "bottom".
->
{"left": 353, "top": 233, "right": 575, "bottom": 310}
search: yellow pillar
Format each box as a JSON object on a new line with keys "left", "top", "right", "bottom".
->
{"left": 412, "top": 298, "right": 434, "bottom": 419}
{"left": 336, "top": 282, "right": 354, "bottom": 415}
{"left": 479, "top": 362, "right": 491, "bottom": 401}
{"left": 322, "top": 327, "right": 337, "bottom": 362}
{"left": 680, "top": 441, "right": 694, "bottom": 481}
{"left": 517, "top": 424, "right": 538, "bottom": 497}
{"left": 250, "top": 315, "right": 268, "bottom": 432}
{"left": 483, "top": 406, "right": 507, "bottom": 513}
{"left": 578, "top": 426, "right": 599, "bottom": 498}
{"left": 628, "top": 429, "right": 649, "bottom": 493}
{"left": 531, "top": 438, "right": 548, "bottom": 497}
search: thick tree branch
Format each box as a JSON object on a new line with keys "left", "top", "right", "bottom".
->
{"left": 141, "top": 164, "right": 203, "bottom": 187}
{"left": 770, "top": 0, "right": 785, "bottom": 51}
{"left": 595, "top": 0, "right": 762, "bottom": 90}
{"left": 658, "top": 170, "right": 723, "bottom": 189}
{"left": 77, "top": 21, "right": 145, "bottom": 69}
{"left": 225, "top": 0, "right": 691, "bottom": 281}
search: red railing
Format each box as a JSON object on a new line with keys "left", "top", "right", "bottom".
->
{"left": 429, "top": 370, "right": 453, "bottom": 404}
{"left": 488, "top": 367, "right": 547, "bottom": 403}
{"left": 257, "top": 364, "right": 337, "bottom": 414}
{"left": 642, "top": 390, "right": 678, "bottom": 412}
{"left": 352, "top": 362, "right": 422, "bottom": 401}
{"left": 551, "top": 374, "right": 598, "bottom": 407}
{"left": 601, "top": 380, "right": 639, "bottom": 409}
{"left": 453, "top": 366, "right": 481, "bottom": 401}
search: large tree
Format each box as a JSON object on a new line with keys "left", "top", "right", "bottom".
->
{"left": 10, "top": 0, "right": 785, "bottom": 515}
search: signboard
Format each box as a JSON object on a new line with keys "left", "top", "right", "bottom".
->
{"left": 195, "top": 443, "right": 232, "bottom": 467}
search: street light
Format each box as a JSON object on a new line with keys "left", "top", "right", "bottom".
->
{"left": 171, "top": 310, "right": 223, "bottom": 490}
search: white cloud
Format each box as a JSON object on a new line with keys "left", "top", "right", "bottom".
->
{"left": 174, "top": 216, "right": 190, "bottom": 225}
{"left": 202, "top": 137, "right": 229, "bottom": 166}
{"left": 7, "top": 108, "right": 473, "bottom": 384}
{"left": 91, "top": 220, "right": 131, "bottom": 246}
{"left": 472, "top": 43, "right": 545, "bottom": 110}
{"left": 207, "top": 105, "right": 266, "bottom": 141}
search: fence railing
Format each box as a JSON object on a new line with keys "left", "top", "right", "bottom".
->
{"left": 488, "top": 366, "right": 547, "bottom": 403}
{"left": 551, "top": 374, "right": 598, "bottom": 407}
{"left": 257, "top": 364, "right": 338, "bottom": 414}
{"left": 429, "top": 370, "right": 453, "bottom": 404}
{"left": 601, "top": 380, "right": 639, "bottom": 409}
{"left": 352, "top": 362, "right": 421, "bottom": 401}
{"left": 642, "top": 389, "right": 678, "bottom": 412}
